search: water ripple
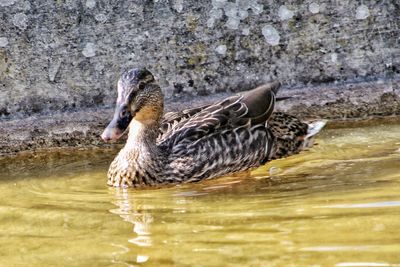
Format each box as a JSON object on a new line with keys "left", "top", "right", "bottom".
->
{"left": 323, "top": 201, "right": 400, "bottom": 209}
{"left": 336, "top": 262, "right": 395, "bottom": 267}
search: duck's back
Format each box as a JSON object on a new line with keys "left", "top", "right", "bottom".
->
{"left": 157, "top": 83, "right": 280, "bottom": 182}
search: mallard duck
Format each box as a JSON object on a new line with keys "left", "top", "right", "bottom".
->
{"left": 101, "top": 67, "right": 326, "bottom": 187}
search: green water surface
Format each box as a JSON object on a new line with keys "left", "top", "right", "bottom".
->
{"left": 1, "top": 122, "right": 400, "bottom": 266}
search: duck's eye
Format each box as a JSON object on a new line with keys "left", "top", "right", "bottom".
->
{"left": 138, "top": 82, "right": 145, "bottom": 90}
{"left": 120, "top": 110, "right": 128, "bottom": 117}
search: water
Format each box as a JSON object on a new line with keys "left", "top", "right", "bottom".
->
{"left": 1, "top": 122, "right": 400, "bottom": 266}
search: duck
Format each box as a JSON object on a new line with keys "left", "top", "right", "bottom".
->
{"left": 101, "top": 67, "right": 326, "bottom": 187}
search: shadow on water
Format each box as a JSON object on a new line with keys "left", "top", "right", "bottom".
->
{"left": 0, "top": 122, "right": 400, "bottom": 266}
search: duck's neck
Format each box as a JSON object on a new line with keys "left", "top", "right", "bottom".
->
{"left": 125, "top": 119, "right": 160, "bottom": 153}
{"left": 109, "top": 119, "right": 164, "bottom": 187}
{"left": 108, "top": 118, "right": 165, "bottom": 187}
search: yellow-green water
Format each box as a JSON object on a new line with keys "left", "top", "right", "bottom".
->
{"left": 1, "top": 122, "right": 400, "bottom": 266}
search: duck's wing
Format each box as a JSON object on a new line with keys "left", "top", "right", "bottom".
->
{"left": 159, "top": 105, "right": 210, "bottom": 136}
{"left": 159, "top": 83, "right": 288, "bottom": 138}
{"left": 157, "top": 82, "right": 280, "bottom": 182}
{"left": 158, "top": 82, "right": 280, "bottom": 149}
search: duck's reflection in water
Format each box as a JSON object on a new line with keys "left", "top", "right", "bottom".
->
{"left": 105, "top": 174, "right": 254, "bottom": 266}
{"left": 109, "top": 188, "right": 154, "bottom": 265}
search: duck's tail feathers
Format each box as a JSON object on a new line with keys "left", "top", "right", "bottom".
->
{"left": 303, "top": 120, "right": 328, "bottom": 149}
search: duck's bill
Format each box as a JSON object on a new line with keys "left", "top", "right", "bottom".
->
{"left": 101, "top": 104, "right": 133, "bottom": 142}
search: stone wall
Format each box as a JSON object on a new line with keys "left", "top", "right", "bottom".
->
{"left": 0, "top": 0, "right": 399, "bottom": 118}
{"left": 1, "top": 0, "right": 400, "bottom": 154}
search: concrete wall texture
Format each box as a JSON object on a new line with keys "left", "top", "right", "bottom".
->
{"left": 0, "top": 0, "right": 399, "bottom": 119}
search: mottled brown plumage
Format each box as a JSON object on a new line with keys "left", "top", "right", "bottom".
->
{"left": 101, "top": 68, "right": 326, "bottom": 187}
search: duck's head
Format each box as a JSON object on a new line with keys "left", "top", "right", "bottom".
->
{"left": 101, "top": 67, "right": 163, "bottom": 142}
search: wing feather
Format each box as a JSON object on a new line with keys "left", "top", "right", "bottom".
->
{"left": 158, "top": 82, "right": 280, "bottom": 151}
